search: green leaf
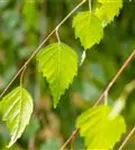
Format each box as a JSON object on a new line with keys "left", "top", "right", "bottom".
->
{"left": 37, "top": 42, "right": 78, "bottom": 108}
{"left": 72, "top": 11, "right": 104, "bottom": 50}
{"left": 95, "top": 0, "right": 123, "bottom": 27}
{"left": 0, "top": 87, "right": 33, "bottom": 148}
{"left": 76, "top": 105, "right": 126, "bottom": 149}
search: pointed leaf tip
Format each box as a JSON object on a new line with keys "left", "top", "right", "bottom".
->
{"left": 0, "top": 87, "right": 33, "bottom": 147}
{"left": 37, "top": 42, "right": 78, "bottom": 108}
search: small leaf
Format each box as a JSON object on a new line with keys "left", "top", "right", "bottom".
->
{"left": 37, "top": 42, "right": 78, "bottom": 108}
{"left": 73, "top": 11, "right": 104, "bottom": 50}
{"left": 0, "top": 87, "right": 33, "bottom": 148}
{"left": 95, "top": 0, "right": 123, "bottom": 27}
{"left": 76, "top": 105, "right": 126, "bottom": 149}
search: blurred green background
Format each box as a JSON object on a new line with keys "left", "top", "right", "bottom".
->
{"left": 0, "top": 0, "right": 135, "bottom": 149}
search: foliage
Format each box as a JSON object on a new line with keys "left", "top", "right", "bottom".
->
{"left": 37, "top": 42, "right": 78, "bottom": 108}
{"left": 95, "top": 0, "right": 123, "bottom": 26}
{"left": 77, "top": 105, "right": 126, "bottom": 149}
{"left": 73, "top": 11, "right": 104, "bottom": 50}
{"left": 0, "top": 0, "right": 135, "bottom": 149}
{"left": 0, "top": 87, "right": 33, "bottom": 147}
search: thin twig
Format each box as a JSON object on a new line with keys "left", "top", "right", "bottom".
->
{"left": 93, "top": 49, "right": 135, "bottom": 107}
{"left": 56, "top": 27, "right": 61, "bottom": 43}
{"left": 0, "top": 0, "right": 86, "bottom": 99}
{"left": 104, "top": 91, "right": 108, "bottom": 105}
{"left": 20, "top": 66, "right": 27, "bottom": 87}
{"left": 60, "top": 128, "right": 80, "bottom": 150}
{"left": 118, "top": 126, "right": 135, "bottom": 150}
{"left": 60, "top": 49, "right": 135, "bottom": 149}
{"left": 88, "top": 0, "right": 92, "bottom": 12}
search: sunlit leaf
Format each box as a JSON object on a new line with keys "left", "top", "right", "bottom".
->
{"left": 37, "top": 42, "right": 78, "bottom": 108}
{"left": 73, "top": 11, "right": 104, "bottom": 50}
{"left": 77, "top": 105, "right": 126, "bottom": 149}
{"left": 0, "top": 87, "right": 33, "bottom": 148}
{"left": 95, "top": 0, "right": 123, "bottom": 27}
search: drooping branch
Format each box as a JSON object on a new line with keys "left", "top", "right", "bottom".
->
{"left": 0, "top": 0, "right": 86, "bottom": 99}
{"left": 20, "top": 66, "right": 27, "bottom": 87}
{"left": 118, "top": 126, "right": 135, "bottom": 150}
{"left": 60, "top": 49, "right": 135, "bottom": 149}
{"left": 94, "top": 49, "right": 135, "bottom": 107}
{"left": 60, "top": 128, "right": 80, "bottom": 150}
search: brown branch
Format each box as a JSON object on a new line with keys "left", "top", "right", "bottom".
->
{"left": 118, "top": 126, "right": 135, "bottom": 150}
{"left": 60, "top": 128, "right": 80, "bottom": 150}
{"left": 0, "top": 0, "right": 86, "bottom": 99}
{"left": 20, "top": 66, "right": 27, "bottom": 87}
{"left": 60, "top": 49, "right": 135, "bottom": 149}
{"left": 93, "top": 49, "right": 135, "bottom": 107}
